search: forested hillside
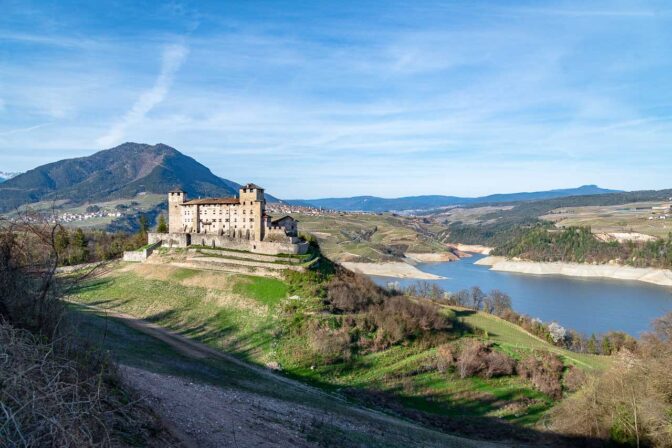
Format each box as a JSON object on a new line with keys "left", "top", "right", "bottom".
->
{"left": 492, "top": 226, "right": 672, "bottom": 269}
{"left": 444, "top": 188, "right": 672, "bottom": 246}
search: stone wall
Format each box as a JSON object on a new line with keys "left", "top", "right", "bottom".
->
{"left": 148, "top": 232, "right": 308, "bottom": 255}
{"left": 189, "top": 248, "right": 308, "bottom": 264}
{"left": 148, "top": 232, "right": 190, "bottom": 248}
{"left": 123, "top": 241, "right": 162, "bottom": 262}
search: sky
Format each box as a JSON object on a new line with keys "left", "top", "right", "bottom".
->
{"left": 1, "top": 0, "right": 672, "bottom": 198}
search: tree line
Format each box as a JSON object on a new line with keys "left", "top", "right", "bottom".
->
{"left": 492, "top": 225, "right": 672, "bottom": 269}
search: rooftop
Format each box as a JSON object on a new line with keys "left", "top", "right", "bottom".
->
{"left": 182, "top": 197, "right": 240, "bottom": 205}
{"left": 242, "top": 183, "right": 263, "bottom": 190}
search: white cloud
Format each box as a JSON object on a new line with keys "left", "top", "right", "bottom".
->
{"left": 96, "top": 42, "right": 189, "bottom": 148}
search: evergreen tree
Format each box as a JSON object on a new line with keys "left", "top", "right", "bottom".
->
{"left": 588, "top": 334, "right": 598, "bottom": 354}
{"left": 157, "top": 215, "right": 168, "bottom": 233}
{"left": 138, "top": 214, "right": 149, "bottom": 234}
{"left": 54, "top": 227, "right": 69, "bottom": 253}
{"left": 72, "top": 228, "right": 89, "bottom": 264}
{"left": 601, "top": 335, "right": 612, "bottom": 355}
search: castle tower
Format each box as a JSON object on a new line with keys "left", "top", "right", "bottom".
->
{"left": 239, "top": 183, "right": 265, "bottom": 241}
{"left": 168, "top": 189, "right": 186, "bottom": 233}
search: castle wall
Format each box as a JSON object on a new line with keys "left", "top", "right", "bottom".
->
{"left": 148, "top": 232, "right": 190, "bottom": 248}
{"left": 148, "top": 232, "right": 308, "bottom": 255}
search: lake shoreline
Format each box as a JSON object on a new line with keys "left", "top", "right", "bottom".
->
{"left": 476, "top": 256, "right": 672, "bottom": 287}
{"left": 341, "top": 261, "right": 445, "bottom": 279}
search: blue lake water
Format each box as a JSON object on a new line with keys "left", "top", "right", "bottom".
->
{"left": 371, "top": 254, "right": 672, "bottom": 336}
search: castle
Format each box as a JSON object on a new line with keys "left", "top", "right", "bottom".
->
{"left": 148, "top": 183, "right": 307, "bottom": 255}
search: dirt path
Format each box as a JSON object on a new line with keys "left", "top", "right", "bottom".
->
{"left": 76, "top": 302, "right": 511, "bottom": 447}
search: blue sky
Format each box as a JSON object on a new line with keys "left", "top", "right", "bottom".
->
{"left": 1, "top": 0, "right": 671, "bottom": 198}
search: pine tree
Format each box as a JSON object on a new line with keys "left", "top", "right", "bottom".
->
{"left": 157, "top": 215, "right": 168, "bottom": 233}
{"left": 588, "top": 334, "right": 598, "bottom": 354}
{"left": 138, "top": 214, "right": 149, "bottom": 234}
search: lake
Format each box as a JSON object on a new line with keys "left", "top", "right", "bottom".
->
{"left": 371, "top": 254, "right": 672, "bottom": 336}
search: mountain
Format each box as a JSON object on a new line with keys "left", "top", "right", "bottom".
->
{"left": 0, "top": 171, "right": 20, "bottom": 184}
{"left": 289, "top": 185, "right": 622, "bottom": 212}
{"left": 0, "top": 143, "right": 244, "bottom": 212}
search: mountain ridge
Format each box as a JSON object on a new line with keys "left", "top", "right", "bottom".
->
{"left": 288, "top": 184, "right": 622, "bottom": 212}
{"left": 0, "top": 143, "right": 247, "bottom": 212}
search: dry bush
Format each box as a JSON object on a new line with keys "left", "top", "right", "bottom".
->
{"left": 517, "top": 351, "right": 564, "bottom": 399}
{"left": 485, "top": 350, "right": 517, "bottom": 378}
{"left": 562, "top": 365, "right": 586, "bottom": 393}
{"left": 456, "top": 340, "right": 516, "bottom": 379}
{"left": 308, "top": 321, "right": 352, "bottom": 364}
{"left": 371, "top": 296, "right": 450, "bottom": 350}
{"left": 327, "top": 272, "right": 385, "bottom": 312}
{"left": 0, "top": 218, "right": 175, "bottom": 447}
{"left": 552, "top": 313, "right": 672, "bottom": 447}
{"left": 325, "top": 271, "right": 452, "bottom": 353}
{"left": 435, "top": 344, "right": 456, "bottom": 373}
{"left": 0, "top": 321, "right": 173, "bottom": 448}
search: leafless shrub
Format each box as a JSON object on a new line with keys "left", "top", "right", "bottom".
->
{"left": 562, "top": 365, "right": 586, "bottom": 393}
{"left": 308, "top": 321, "right": 352, "bottom": 364}
{"left": 456, "top": 340, "right": 516, "bottom": 379}
{"left": 371, "top": 296, "right": 450, "bottom": 350}
{"left": 435, "top": 344, "right": 455, "bottom": 373}
{"left": 0, "top": 320, "right": 174, "bottom": 447}
{"left": 327, "top": 272, "right": 385, "bottom": 312}
{"left": 552, "top": 312, "right": 672, "bottom": 447}
{"left": 517, "top": 351, "right": 564, "bottom": 399}
{"left": 0, "top": 214, "right": 174, "bottom": 447}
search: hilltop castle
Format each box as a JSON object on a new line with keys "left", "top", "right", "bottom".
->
{"left": 148, "top": 183, "right": 307, "bottom": 255}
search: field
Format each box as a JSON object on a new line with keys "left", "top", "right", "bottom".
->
{"left": 69, "top": 261, "right": 609, "bottom": 434}
{"left": 541, "top": 201, "right": 671, "bottom": 238}
{"left": 294, "top": 212, "right": 450, "bottom": 262}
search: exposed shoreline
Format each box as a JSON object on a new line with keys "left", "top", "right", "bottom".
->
{"left": 447, "top": 243, "right": 493, "bottom": 255}
{"left": 476, "top": 256, "right": 672, "bottom": 287}
{"left": 341, "top": 261, "right": 445, "bottom": 279}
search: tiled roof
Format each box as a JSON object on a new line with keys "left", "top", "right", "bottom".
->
{"left": 242, "top": 183, "right": 263, "bottom": 190}
{"left": 182, "top": 197, "right": 240, "bottom": 205}
{"left": 271, "top": 215, "right": 295, "bottom": 224}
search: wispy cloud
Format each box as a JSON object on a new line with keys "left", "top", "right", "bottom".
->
{"left": 96, "top": 42, "right": 189, "bottom": 148}
{"left": 0, "top": 123, "right": 51, "bottom": 137}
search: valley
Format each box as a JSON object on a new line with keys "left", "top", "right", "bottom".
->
{"left": 2, "top": 143, "right": 672, "bottom": 447}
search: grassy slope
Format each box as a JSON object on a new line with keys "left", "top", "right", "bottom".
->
{"left": 67, "top": 303, "right": 494, "bottom": 448}
{"left": 70, "top": 262, "right": 610, "bottom": 429}
{"left": 294, "top": 213, "right": 448, "bottom": 262}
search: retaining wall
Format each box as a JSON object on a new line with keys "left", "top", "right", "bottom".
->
{"left": 147, "top": 232, "right": 308, "bottom": 255}
{"left": 122, "top": 241, "right": 162, "bottom": 262}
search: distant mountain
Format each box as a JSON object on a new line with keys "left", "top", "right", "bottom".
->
{"left": 0, "top": 143, "right": 247, "bottom": 212}
{"left": 289, "top": 185, "right": 622, "bottom": 212}
{"left": 0, "top": 171, "right": 20, "bottom": 183}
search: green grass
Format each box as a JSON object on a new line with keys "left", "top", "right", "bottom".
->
{"left": 71, "top": 269, "right": 283, "bottom": 363}
{"left": 62, "top": 303, "right": 500, "bottom": 447}
{"left": 232, "top": 275, "right": 289, "bottom": 306}
{"left": 450, "top": 308, "right": 611, "bottom": 371}
{"left": 68, "top": 263, "right": 610, "bottom": 431}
